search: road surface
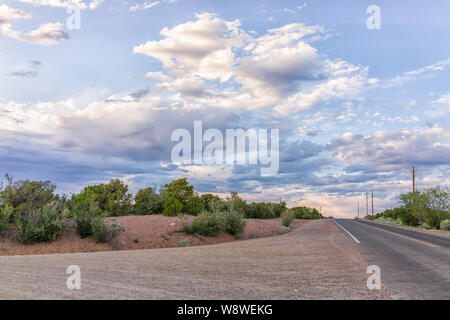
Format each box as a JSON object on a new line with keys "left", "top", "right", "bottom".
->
{"left": 0, "top": 220, "right": 390, "bottom": 300}
{"left": 334, "top": 219, "right": 450, "bottom": 299}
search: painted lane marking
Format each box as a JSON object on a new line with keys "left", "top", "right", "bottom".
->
{"left": 333, "top": 220, "right": 360, "bottom": 244}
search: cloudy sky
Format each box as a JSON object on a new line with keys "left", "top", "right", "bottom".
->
{"left": 0, "top": 0, "right": 449, "bottom": 217}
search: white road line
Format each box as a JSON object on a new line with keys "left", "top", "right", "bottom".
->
{"left": 333, "top": 220, "right": 361, "bottom": 244}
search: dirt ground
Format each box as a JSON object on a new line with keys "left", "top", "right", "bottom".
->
{"left": 0, "top": 215, "right": 304, "bottom": 256}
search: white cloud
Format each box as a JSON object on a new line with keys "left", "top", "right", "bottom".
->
{"left": 0, "top": 4, "right": 68, "bottom": 45}
{"left": 129, "top": 1, "right": 160, "bottom": 12}
{"left": 134, "top": 14, "right": 363, "bottom": 112}
{"left": 134, "top": 12, "right": 243, "bottom": 82}
{"left": 385, "top": 58, "right": 450, "bottom": 87}
{"left": 17, "top": 0, "right": 103, "bottom": 10}
{"left": 428, "top": 92, "right": 450, "bottom": 116}
{"left": 328, "top": 126, "right": 450, "bottom": 170}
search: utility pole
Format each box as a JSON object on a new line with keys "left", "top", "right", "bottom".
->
{"left": 366, "top": 192, "right": 369, "bottom": 217}
{"left": 412, "top": 166, "right": 415, "bottom": 193}
{"left": 357, "top": 202, "right": 360, "bottom": 219}
{"left": 371, "top": 190, "right": 374, "bottom": 216}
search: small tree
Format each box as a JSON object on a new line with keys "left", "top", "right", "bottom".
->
{"left": 161, "top": 178, "right": 194, "bottom": 206}
{"left": 133, "top": 187, "right": 167, "bottom": 215}
{"left": 70, "top": 179, "right": 133, "bottom": 217}
{"left": 162, "top": 196, "right": 183, "bottom": 216}
{"left": 185, "top": 196, "right": 204, "bottom": 215}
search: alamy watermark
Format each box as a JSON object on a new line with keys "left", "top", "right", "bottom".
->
{"left": 66, "top": 265, "right": 81, "bottom": 290}
{"left": 367, "top": 265, "right": 381, "bottom": 290}
{"left": 171, "top": 121, "right": 279, "bottom": 176}
{"left": 366, "top": 5, "right": 381, "bottom": 30}
{"left": 67, "top": 2, "right": 81, "bottom": 30}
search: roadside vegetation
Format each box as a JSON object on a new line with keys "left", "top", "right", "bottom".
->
{"left": 365, "top": 186, "right": 450, "bottom": 231}
{"left": 0, "top": 174, "right": 322, "bottom": 245}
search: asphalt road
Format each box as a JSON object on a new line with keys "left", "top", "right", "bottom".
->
{"left": 0, "top": 220, "right": 391, "bottom": 300}
{"left": 334, "top": 219, "right": 450, "bottom": 299}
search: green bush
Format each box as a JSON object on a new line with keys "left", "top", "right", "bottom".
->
{"left": 247, "top": 202, "right": 276, "bottom": 219}
{"left": 183, "top": 211, "right": 225, "bottom": 236}
{"left": 0, "top": 204, "right": 13, "bottom": 232}
{"left": 228, "top": 192, "right": 249, "bottom": 216}
{"left": 185, "top": 196, "right": 205, "bottom": 216}
{"left": 71, "top": 194, "right": 102, "bottom": 238}
{"left": 419, "top": 222, "right": 432, "bottom": 229}
{"left": 133, "top": 188, "right": 167, "bottom": 215}
{"left": 161, "top": 178, "right": 194, "bottom": 206}
{"left": 91, "top": 218, "right": 125, "bottom": 243}
{"left": 224, "top": 210, "right": 246, "bottom": 235}
{"left": 1, "top": 174, "right": 56, "bottom": 215}
{"left": 290, "top": 206, "right": 323, "bottom": 220}
{"left": 70, "top": 179, "right": 133, "bottom": 217}
{"left": 163, "top": 196, "right": 183, "bottom": 216}
{"left": 15, "top": 202, "right": 65, "bottom": 244}
{"left": 281, "top": 209, "right": 294, "bottom": 227}
{"left": 91, "top": 216, "right": 108, "bottom": 243}
{"left": 200, "top": 194, "right": 224, "bottom": 212}
{"left": 440, "top": 219, "right": 450, "bottom": 231}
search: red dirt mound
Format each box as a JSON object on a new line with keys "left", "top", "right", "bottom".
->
{"left": 0, "top": 215, "right": 307, "bottom": 256}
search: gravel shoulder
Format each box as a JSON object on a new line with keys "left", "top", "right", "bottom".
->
{"left": 0, "top": 219, "right": 392, "bottom": 299}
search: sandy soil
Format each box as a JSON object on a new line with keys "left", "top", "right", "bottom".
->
{"left": 0, "top": 215, "right": 304, "bottom": 256}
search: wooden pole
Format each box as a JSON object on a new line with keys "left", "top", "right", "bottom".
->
{"left": 357, "top": 202, "right": 359, "bottom": 219}
{"left": 366, "top": 192, "right": 369, "bottom": 217}
{"left": 413, "top": 166, "right": 415, "bottom": 193}
{"left": 371, "top": 190, "right": 374, "bottom": 216}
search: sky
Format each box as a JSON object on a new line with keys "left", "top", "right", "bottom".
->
{"left": 0, "top": 0, "right": 449, "bottom": 218}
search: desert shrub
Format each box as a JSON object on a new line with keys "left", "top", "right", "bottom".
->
{"left": 91, "top": 218, "right": 125, "bottom": 243}
{"left": 290, "top": 206, "right": 323, "bottom": 220}
{"left": 223, "top": 210, "right": 246, "bottom": 235}
{"left": 247, "top": 202, "right": 276, "bottom": 219}
{"left": 71, "top": 193, "right": 102, "bottom": 238}
{"left": 163, "top": 196, "right": 183, "bottom": 216}
{"left": 419, "top": 222, "right": 432, "bottom": 229}
{"left": 227, "top": 192, "right": 249, "bottom": 216}
{"left": 177, "top": 239, "right": 191, "bottom": 247}
{"left": 401, "top": 212, "right": 420, "bottom": 227}
{"left": 281, "top": 209, "right": 294, "bottom": 227}
{"left": 91, "top": 216, "right": 108, "bottom": 243}
{"left": 0, "top": 204, "right": 13, "bottom": 232}
{"left": 70, "top": 179, "right": 133, "bottom": 217}
{"left": 200, "top": 194, "right": 224, "bottom": 211}
{"left": 271, "top": 201, "right": 287, "bottom": 218}
{"left": 375, "top": 217, "right": 404, "bottom": 226}
{"left": 1, "top": 174, "right": 56, "bottom": 215}
{"left": 183, "top": 211, "right": 225, "bottom": 237}
{"left": 185, "top": 196, "right": 205, "bottom": 216}
{"left": 133, "top": 187, "right": 168, "bottom": 215}
{"left": 15, "top": 202, "right": 65, "bottom": 244}
{"left": 440, "top": 219, "right": 450, "bottom": 231}
{"left": 399, "top": 187, "right": 450, "bottom": 229}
